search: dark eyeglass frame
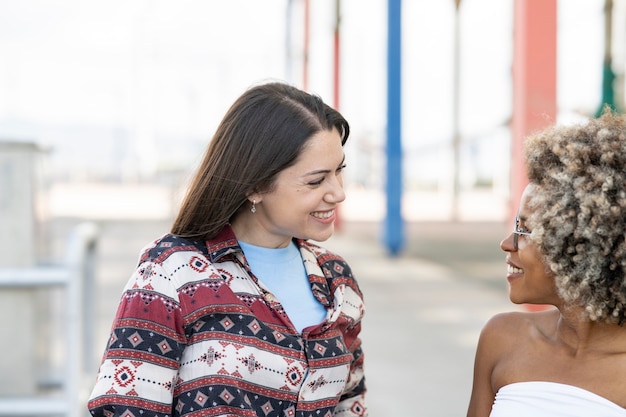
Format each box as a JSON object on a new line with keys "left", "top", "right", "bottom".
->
{"left": 513, "top": 215, "right": 532, "bottom": 251}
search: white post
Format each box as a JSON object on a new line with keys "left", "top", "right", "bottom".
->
{"left": 0, "top": 142, "right": 42, "bottom": 396}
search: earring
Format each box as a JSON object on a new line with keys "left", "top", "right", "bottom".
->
{"left": 251, "top": 199, "right": 256, "bottom": 213}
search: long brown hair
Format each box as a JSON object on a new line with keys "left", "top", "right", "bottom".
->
{"left": 171, "top": 82, "right": 350, "bottom": 240}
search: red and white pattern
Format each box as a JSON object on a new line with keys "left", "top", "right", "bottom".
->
{"left": 88, "top": 225, "right": 367, "bottom": 417}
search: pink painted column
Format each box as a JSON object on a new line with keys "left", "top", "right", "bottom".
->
{"left": 511, "top": 0, "right": 557, "bottom": 216}
{"left": 512, "top": 0, "right": 557, "bottom": 312}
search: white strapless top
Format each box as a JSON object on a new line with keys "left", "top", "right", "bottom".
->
{"left": 490, "top": 381, "right": 626, "bottom": 417}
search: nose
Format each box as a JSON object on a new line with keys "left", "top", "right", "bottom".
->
{"left": 501, "top": 232, "right": 515, "bottom": 252}
{"left": 325, "top": 175, "right": 346, "bottom": 204}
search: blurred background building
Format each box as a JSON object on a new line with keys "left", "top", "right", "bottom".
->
{"left": 0, "top": 0, "right": 623, "bottom": 224}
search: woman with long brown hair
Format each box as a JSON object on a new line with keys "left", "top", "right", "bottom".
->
{"left": 88, "top": 82, "right": 367, "bottom": 417}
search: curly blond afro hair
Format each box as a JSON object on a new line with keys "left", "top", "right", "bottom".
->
{"left": 524, "top": 109, "right": 626, "bottom": 323}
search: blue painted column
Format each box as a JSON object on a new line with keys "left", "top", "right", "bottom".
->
{"left": 384, "top": 0, "right": 404, "bottom": 255}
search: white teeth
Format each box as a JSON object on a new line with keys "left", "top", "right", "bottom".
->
{"left": 508, "top": 265, "right": 523, "bottom": 274}
{"left": 312, "top": 210, "right": 333, "bottom": 219}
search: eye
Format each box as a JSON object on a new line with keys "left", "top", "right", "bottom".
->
{"left": 307, "top": 163, "right": 346, "bottom": 187}
{"left": 515, "top": 218, "right": 531, "bottom": 234}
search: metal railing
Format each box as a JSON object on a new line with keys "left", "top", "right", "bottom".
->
{"left": 0, "top": 222, "right": 99, "bottom": 417}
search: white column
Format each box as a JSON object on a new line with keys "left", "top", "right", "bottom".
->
{"left": 0, "top": 142, "right": 42, "bottom": 396}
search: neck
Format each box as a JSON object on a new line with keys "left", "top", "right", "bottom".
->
{"left": 555, "top": 308, "right": 620, "bottom": 355}
{"left": 230, "top": 212, "right": 291, "bottom": 249}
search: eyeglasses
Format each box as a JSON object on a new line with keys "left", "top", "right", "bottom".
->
{"left": 513, "top": 215, "right": 532, "bottom": 251}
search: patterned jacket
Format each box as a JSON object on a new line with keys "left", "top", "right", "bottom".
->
{"left": 88, "top": 225, "right": 367, "bottom": 417}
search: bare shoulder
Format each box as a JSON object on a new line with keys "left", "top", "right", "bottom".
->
{"left": 478, "top": 309, "right": 558, "bottom": 350}
{"left": 474, "top": 311, "right": 529, "bottom": 366}
{"left": 481, "top": 310, "right": 532, "bottom": 335}
{"left": 467, "top": 311, "right": 553, "bottom": 417}
{"left": 469, "top": 309, "right": 559, "bottom": 401}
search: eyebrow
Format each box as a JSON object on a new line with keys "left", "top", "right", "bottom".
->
{"left": 304, "top": 155, "right": 346, "bottom": 176}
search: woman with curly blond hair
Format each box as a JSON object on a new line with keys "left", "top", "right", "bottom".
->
{"left": 467, "top": 109, "right": 626, "bottom": 417}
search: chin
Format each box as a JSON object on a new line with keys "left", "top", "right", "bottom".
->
{"left": 508, "top": 293, "right": 525, "bottom": 305}
{"left": 307, "top": 229, "right": 335, "bottom": 243}
{"left": 310, "top": 235, "right": 332, "bottom": 243}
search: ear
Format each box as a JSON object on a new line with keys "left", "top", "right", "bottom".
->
{"left": 247, "top": 192, "right": 262, "bottom": 204}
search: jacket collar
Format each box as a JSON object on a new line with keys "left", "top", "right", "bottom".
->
{"left": 205, "top": 224, "right": 241, "bottom": 263}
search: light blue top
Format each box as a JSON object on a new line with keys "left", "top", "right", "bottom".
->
{"left": 238, "top": 240, "right": 327, "bottom": 333}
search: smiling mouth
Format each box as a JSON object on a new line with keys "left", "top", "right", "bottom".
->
{"left": 507, "top": 264, "right": 523, "bottom": 274}
{"left": 311, "top": 210, "right": 334, "bottom": 219}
